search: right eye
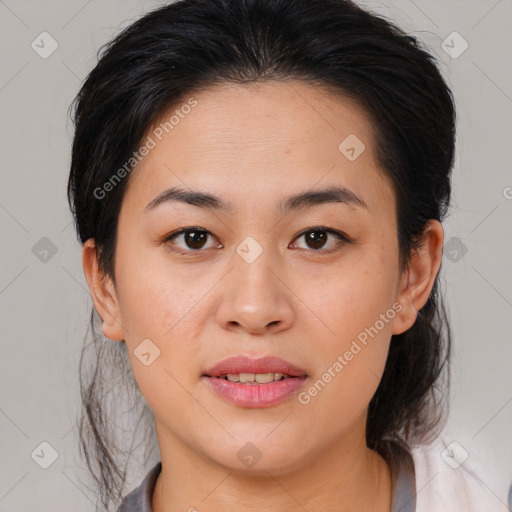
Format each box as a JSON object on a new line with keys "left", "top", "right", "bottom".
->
{"left": 162, "top": 227, "right": 222, "bottom": 253}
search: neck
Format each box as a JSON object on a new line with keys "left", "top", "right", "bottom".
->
{"left": 151, "top": 418, "right": 392, "bottom": 512}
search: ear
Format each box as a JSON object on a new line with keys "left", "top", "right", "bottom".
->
{"left": 391, "top": 220, "right": 444, "bottom": 335}
{"left": 82, "top": 238, "right": 125, "bottom": 341}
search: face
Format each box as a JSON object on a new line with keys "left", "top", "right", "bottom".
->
{"left": 84, "top": 80, "right": 440, "bottom": 474}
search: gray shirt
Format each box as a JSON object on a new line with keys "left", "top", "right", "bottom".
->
{"left": 117, "top": 452, "right": 416, "bottom": 512}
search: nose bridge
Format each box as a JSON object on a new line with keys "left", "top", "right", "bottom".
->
{"left": 215, "top": 238, "right": 294, "bottom": 334}
{"left": 232, "top": 239, "right": 283, "bottom": 309}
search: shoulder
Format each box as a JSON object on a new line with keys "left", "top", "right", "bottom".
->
{"left": 409, "top": 432, "right": 510, "bottom": 512}
{"left": 117, "top": 462, "right": 162, "bottom": 512}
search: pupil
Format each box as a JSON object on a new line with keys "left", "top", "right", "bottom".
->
{"left": 186, "top": 231, "right": 207, "bottom": 249}
{"left": 306, "top": 230, "right": 327, "bottom": 249}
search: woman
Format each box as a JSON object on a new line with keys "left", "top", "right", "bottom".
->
{"left": 67, "top": 0, "right": 498, "bottom": 510}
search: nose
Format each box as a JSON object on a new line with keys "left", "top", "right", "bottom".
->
{"left": 215, "top": 253, "right": 295, "bottom": 336}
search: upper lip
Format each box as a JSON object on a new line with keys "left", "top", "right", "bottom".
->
{"left": 203, "top": 355, "right": 308, "bottom": 377}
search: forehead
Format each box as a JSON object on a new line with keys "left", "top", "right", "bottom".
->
{"left": 123, "top": 80, "right": 394, "bottom": 217}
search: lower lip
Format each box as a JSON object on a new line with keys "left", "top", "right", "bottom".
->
{"left": 202, "top": 376, "right": 308, "bottom": 408}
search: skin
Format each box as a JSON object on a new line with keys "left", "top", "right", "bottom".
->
{"left": 82, "top": 80, "right": 443, "bottom": 512}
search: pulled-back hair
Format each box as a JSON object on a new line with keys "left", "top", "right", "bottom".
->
{"left": 67, "top": 0, "right": 455, "bottom": 509}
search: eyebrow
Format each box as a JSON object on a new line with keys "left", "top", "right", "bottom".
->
{"left": 144, "top": 185, "right": 368, "bottom": 214}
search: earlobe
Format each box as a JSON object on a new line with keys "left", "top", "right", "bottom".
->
{"left": 82, "top": 238, "right": 125, "bottom": 341}
{"left": 391, "top": 220, "right": 444, "bottom": 335}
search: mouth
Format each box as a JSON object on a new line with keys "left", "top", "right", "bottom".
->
{"left": 202, "top": 354, "right": 308, "bottom": 380}
{"left": 201, "top": 355, "right": 308, "bottom": 407}
{"left": 208, "top": 372, "right": 300, "bottom": 384}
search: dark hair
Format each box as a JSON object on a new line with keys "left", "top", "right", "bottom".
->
{"left": 67, "top": 0, "right": 455, "bottom": 509}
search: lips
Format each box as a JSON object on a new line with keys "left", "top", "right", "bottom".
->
{"left": 203, "top": 355, "right": 308, "bottom": 378}
{"left": 202, "top": 355, "right": 309, "bottom": 408}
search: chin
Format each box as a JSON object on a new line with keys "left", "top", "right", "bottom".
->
{"left": 203, "top": 438, "right": 310, "bottom": 476}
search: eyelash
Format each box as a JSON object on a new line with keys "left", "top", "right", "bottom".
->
{"left": 161, "top": 226, "right": 353, "bottom": 255}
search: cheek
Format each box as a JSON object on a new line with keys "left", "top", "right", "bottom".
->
{"left": 300, "top": 301, "right": 393, "bottom": 442}
{"left": 116, "top": 268, "right": 204, "bottom": 422}
{"left": 113, "top": 250, "right": 206, "bottom": 388}
{"left": 304, "top": 252, "right": 397, "bottom": 410}
{"left": 115, "top": 243, "right": 202, "bottom": 339}
{"left": 315, "top": 254, "right": 398, "bottom": 345}
{"left": 317, "top": 291, "right": 394, "bottom": 384}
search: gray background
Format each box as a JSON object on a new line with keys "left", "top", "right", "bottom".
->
{"left": 1, "top": 0, "right": 511, "bottom": 510}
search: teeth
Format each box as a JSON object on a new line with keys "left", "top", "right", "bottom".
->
{"left": 255, "top": 372, "right": 280, "bottom": 384}
{"left": 222, "top": 372, "right": 287, "bottom": 384}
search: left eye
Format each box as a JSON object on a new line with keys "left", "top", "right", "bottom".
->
{"left": 290, "top": 227, "right": 349, "bottom": 252}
